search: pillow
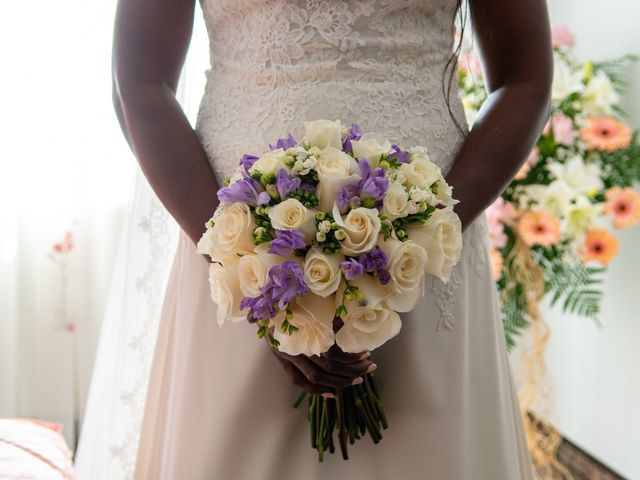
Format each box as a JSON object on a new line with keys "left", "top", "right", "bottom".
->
{"left": 0, "top": 418, "right": 75, "bottom": 479}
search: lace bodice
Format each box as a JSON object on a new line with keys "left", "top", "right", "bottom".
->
{"left": 195, "top": 0, "right": 489, "bottom": 330}
{"left": 196, "top": 0, "right": 468, "bottom": 181}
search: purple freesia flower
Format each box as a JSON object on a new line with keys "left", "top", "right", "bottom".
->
{"left": 218, "top": 175, "right": 270, "bottom": 206}
{"left": 240, "top": 261, "right": 308, "bottom": 321}
{"left": 342, "top": 123, "right": 362, "bottom": 154}
{"left": 275, "top": 168, "right": 301, "bottom": 199}
{"left": 359, "top": 247, "right": 388, "bottom": 273}
{"left": 270, "top": 133, "right": 297, "bottom": 151}
{"left": 336, "top": 159, "right": 389, "bottom": 213}
{"left": 340, "top": 258, "right": 364, "bottom": 280}
{"left": 268, "top": 230, "right": 306, "bottom": 256}
{"left": 240, "top": 154, "right": 259, "bottom": 173}
{"left": 388, "top": 144, "right": 409, "bottom": 163}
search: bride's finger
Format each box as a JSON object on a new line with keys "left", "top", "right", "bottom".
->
{"left": 280, "top": 359, "right": 331, "bottom": 396}
{"left": 290, "top": 355, "right": 357, "bottom": 389}
{"left": 323, "top": 344, "right": 370, "bottom": 364}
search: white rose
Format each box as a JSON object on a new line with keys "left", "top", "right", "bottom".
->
{"left": 268, "top": 198, "right": 316, "bottom": 242}
{"left": 378, "top": 237, "right": 427, "bottom": 312}
{"left": 382, "top": 182, "right": 410, "bottom": 220}
{"left": 249, "top": 148, "right": 289, "bottom": 176}
{"left": 336, "top": 275, "right": 401, "bottom": 353}
{"left": 400, "top": 158, "right": 442, "bottom": 190}
{"left": 237, "top": 253, "right": 269, "bottom": 299}
{"left": 582, "top": 71, "right": 619, "bottom": 115}
{"left": 274, "top": 294, "right": 336, "bottom": 356}
{"left": 303, "top": 246, "right": 343, "bottom": 297}
{"left": 407, "top": 207, "right": 462, "bottom": 283}
{"left": 433, "top": 179, "right": 458, "bottom": 207}
{"left": 316, "top": 147, "right": 361, "bottom": 211}
{"left": 196, "top": 203, "right": 256, "bottom": 261}
{"left": 304, "top": 119, "right": 343, "bottom": 149}
{"left": 208, "top": 257, "right": 247, "bottom": 327}
{"left": 351, "top": 132, "right": 392, "bottom": 165}
{"left": 332, "top": 204, "right": 382, "bottom": 256}
{"left": 408, "top": 145, "right": 431, "bottom": 163}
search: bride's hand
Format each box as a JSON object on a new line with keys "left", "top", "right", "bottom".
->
{"left": 270, "top": 344, "right": 376, "bottom": 397}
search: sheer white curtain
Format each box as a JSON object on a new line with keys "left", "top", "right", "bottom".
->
{"left": 73, "top": 5, "right": 209, "bottom": 480}
{"left": 1, "top": 1, "right": 209, "bottom": 476}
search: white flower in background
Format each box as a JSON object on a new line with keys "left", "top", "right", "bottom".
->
{"left": 332, "top": 205, "right": 382, "bottom": 255}
{"left": 268, "top": 198, "right": 317, "bottom": 241}
{"left": 303, "top": 246, "right": 343, "bottom": 297}
{"left": 399, "top": 157, "right": 442, "bottom": 190}
{"left": 462, "top": 97, "right": 479, "bottom": 127}
{"left": 237, "top": 253, "right": 270, "bottom": 299}
{"left": 552, "top": 59, "right": 583, "bottom": 102}
{"left": 304, "top": 119, "right": 344, "bottom": 149}
{"left": 406, "top": 207, "right": 462, "bottom": 283}
{"left": 208, "top": 257, "right": 247, "bottom": 327}
{"left": 564, "top": 197, "right": 603, "bottom": 237}
{"left": 351, "top": 132, "right": 392, "bottom": 165}
{"left": 336, "top": 275, "right": 402, "bottom": 353}
{"left": 582, "top": 71, "right": 619, "bottom": 115}
{"left": 196, "top": 202, "right": 256, "bottom": 261}
{"left": 249, "top": 148, "right": 289, "bottom": 175}
{"left": 316, "top": 147, "right": 361, "bottom": 211}
{"left": 274, "top": 294, "right": 336, "bottom": 356}
{"left": 382, "top": 182, "right": 410, "bottom": 220}
{"left": 378, "top": 237, "right": 428, "bottom": 312}
{"left": 525, "top": 181, "right": 575, "bottom": 217}
{"left": 547, "top": 155, "right": 603, "bottom": 196}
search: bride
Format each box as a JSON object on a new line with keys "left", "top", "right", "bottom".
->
{"left": 112, "top": 0, "right": 552, "bottom": 478}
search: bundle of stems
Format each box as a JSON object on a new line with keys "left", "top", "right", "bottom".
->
{"left": 293, "top": 372, "right": 388, "bottom": 461}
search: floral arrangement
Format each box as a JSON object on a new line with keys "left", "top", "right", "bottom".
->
{"left": 197, "top": 119, "right": 462, "bottom": 460}
{"left": 459, "top": 26, "right": 640, "bottom": 347}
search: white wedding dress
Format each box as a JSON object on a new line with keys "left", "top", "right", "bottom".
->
{"left": 134, "top": 1, "right": 534, "bottom": 478}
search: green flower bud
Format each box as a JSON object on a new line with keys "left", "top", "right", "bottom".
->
{"left": 331, "top": 222, "right": 339, "bottom": 230}
{"left": 315, "top": 211, "right": 326, "bottom": 221}
{"left": 362, "top": 198, "right": 376, "bottom": 208}
{"left": 379, "top": 160, "right": 390, "bottom": 169}
{"left": 397, "top": 229, "right": 406, "bottom": 239}
{"left": 316, "top": 231, "right": 327, "bottom": 242}
{"left": 334, "top": 229, "right": 346, "bottom": 241}
{"left": 266, "top": 184, "right": 280, "bottom": 199}
{"left": 303, "top": 140, "right": 311, "bottom": 150}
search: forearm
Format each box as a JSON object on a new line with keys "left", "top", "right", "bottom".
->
{"left": 115, "top": 82, "right": 220, "bottom": 244}
{"left": 446, "top": 81, "right": 551, "bottom": 230}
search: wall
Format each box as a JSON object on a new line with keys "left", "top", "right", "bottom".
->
{"left": 530, "top": 2, "right": 640, "bottom": 478}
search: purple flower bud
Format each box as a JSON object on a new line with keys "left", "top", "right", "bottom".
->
{"left": 388, "top": 145, "right": 409, "bottom": 163}
{"left": 342, "top": 123, "right": 362, "bottom": 154}
{"left": 218, "top": 177, "right": 266, "bottom": 206}
{"left": 268, "top": 230, "right": 306, "bottom": 256}
{"left": 240, "top": 154, "right": 259, "bottom": 173}
{"left": 340, "top": 258, "right": 364, "bottom": 280}
{"left": 358, "top": 247, "right": 388, "bottom": 273}
{"left": 275, "top": 168, "right": 301, "bottom": 199}
{"left": 270, "top": 133, "right": 297, "bottom": 151}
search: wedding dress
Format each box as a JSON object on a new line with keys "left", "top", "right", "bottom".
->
{"left": 134, "top": 0, "right": 534, "bottom": 478}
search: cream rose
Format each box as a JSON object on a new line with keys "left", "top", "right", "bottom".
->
{"left": 400, "top": 158, "right": 442, "bottom": 190}
{"left": 208, "top": 257, "right": 247, "bottom": 327}
{"left": 268, "top": 198, "right": 317, "bottom": 242}
{"left": 407, "top": 207, "right": 462, "bottom": 283}
{"left": 304, "top": 119, "right": 343, "bottom": 149}
{"left": 378, "top": 237, "right": 427, "bottom": 312}
{"left": 351, "top": 132, "right": 392, "bottom": 165}
{"left": 316, "top": 147, "right": 361, "bottom": 211}
{"left": 303, "top": 247, "right": 343, "bottom": 297}
{"left": 382, "top": 182, "right": 410, "bottom": 220}
{"left": 196, "top": 203, "right": 256, "bottom": 261}
{"left": 332, "top": 204, "right": 381, "bottom": 256}
{"left": 274, "top": 294, "right": 336, "bottom": 356}
{"left": 237, "top": 253, "right": 269, "bottom": 299}
{"left": 335, "top": 276, "right": 402, "bottom": 352}
{"left": 249, "top": 148, "right": 289, "bottom": 176}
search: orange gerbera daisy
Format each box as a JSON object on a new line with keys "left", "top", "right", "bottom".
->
{"left": 489, "top": 249, "right": 504, "bottom": 280}
{"left": 580, "top": 116, "right": 632, "bottom": 151}
{"left": 517, "top": 210, "right": 562, "bottom": 247}
{"left": 580, "top": 228, "right": 619, "bottom": 265}
{"left": 604, "top": 187, "right": 640, "bottom": 229}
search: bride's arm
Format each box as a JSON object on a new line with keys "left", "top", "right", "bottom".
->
{"left": 446, "top": 0, "right": 553, "bottom": 230}
{"left": 112, "top": 0, "right": 220, "bottom": 245}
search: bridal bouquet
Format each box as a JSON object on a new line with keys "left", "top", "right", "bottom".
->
{"left": 459, "top": 26, "right": 640, "bottom": 347}
{"left": 197, "top": 119, "right": 462, "bottom": 460}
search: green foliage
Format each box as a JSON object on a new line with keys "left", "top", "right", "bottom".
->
{"left": 600, "top": 133, "right": 640, "bottom": 188}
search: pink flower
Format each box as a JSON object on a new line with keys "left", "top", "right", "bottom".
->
{"left": 517, "top": 210, "right": 562, "bottom": 247}
{"left": 580, "top": 116, "right": 632, "bottom": 152}
{"left": 486, "top": 197, "right": 516, "bottom": 249}
{"left": 604, "top": 187, "right": 640, "bottom": 229}
{"left": 458, "top": 52, "right": 483, "bottom": 77}
{"left": 550, "top": 113, "right": 576, "bottom": 146}
{"left": 52, "top": 231, "right": 74, "bottom": 254}
{"left": 552, "top": 25, "right": 576, "bottom": 49}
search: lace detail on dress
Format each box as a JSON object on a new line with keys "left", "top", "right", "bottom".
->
{"left": 196, "top": 0, "right": 467, "bottom": 182}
